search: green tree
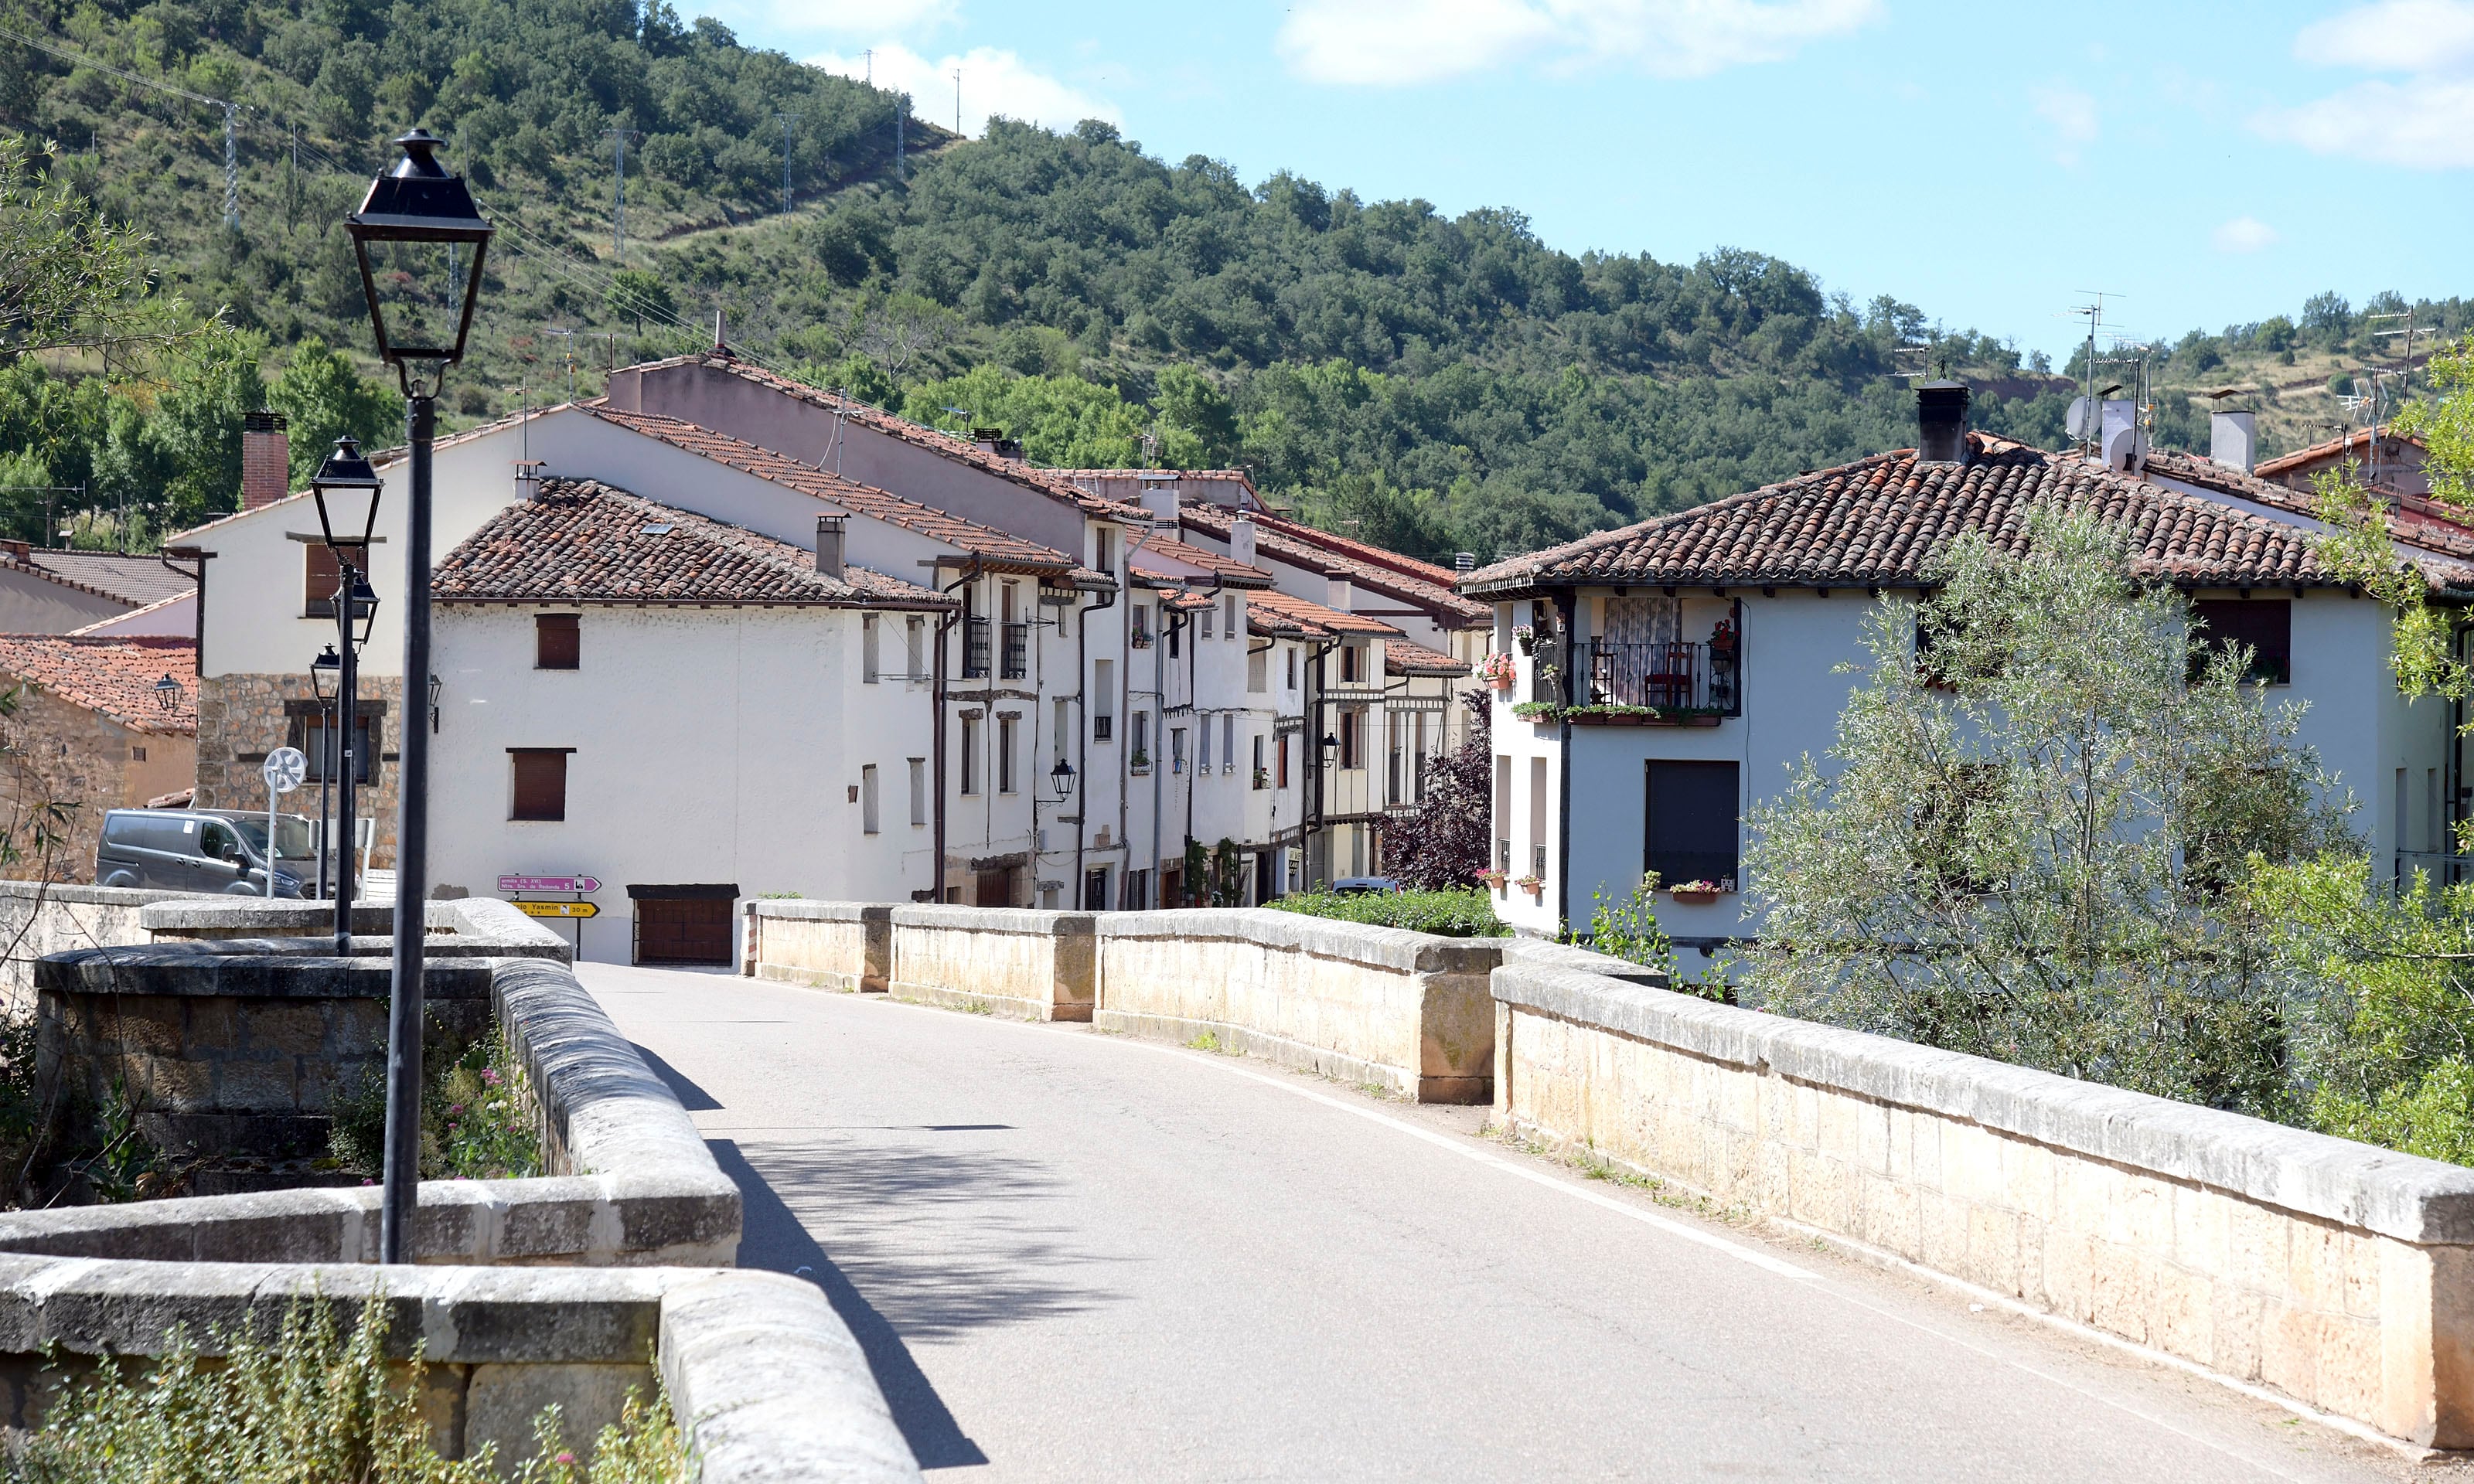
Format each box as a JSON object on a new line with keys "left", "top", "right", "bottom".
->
{"left": 1741, "top": 508, "right": 2345, "bottom": 1115}
{"left": 268, "top": 337, "right": 395, "bottom": 485}
{"left": 898, "top": 366, "right": 1147, "bottom": 468}
{"left": 606, "top": 268, "right": 676, "bottom": 334}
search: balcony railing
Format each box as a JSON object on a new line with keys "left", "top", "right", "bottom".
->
{"left": 1001, "top": 621, "right": 1031, "bottom": 679}
{"left": 1587, "top": 639, "right": 1740, "bottom": 715}
{"left": 963, "top": 618, "right": 991, "bottom": 679}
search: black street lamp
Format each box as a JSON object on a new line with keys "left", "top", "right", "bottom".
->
{"left": 311, "top": 441, "right": 382, "bottom": 955}
{"left": 1047, "top": 755, "right": 1077, "bottom": 805}
{"left": 346, "top": 128, "right": 492, "bottom": 1268}
{"left": 150, "top": 674, "right": 183, "bottom": 711}
{"left": 311, "top": 645, "right": 339, "bottom": 910}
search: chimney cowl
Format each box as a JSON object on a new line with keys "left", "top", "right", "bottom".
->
{"left": 1914, "top": 379, "right": 1971, "bottom": 465}
{"left": 513, "top": 461, "right": 547, "bottom": 502}
{"left": 1453, "top": 551, "right": 1475, "bottom": 574}
{"left": 815, "top": 514, "right": 847, "bottom": 580}
{"left": 1228, "top": 512, "right": 1257, "bottom": 570}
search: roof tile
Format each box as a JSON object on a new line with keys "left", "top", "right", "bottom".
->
{"left": 0, "top": 634, "right": 196, "bottom": 733}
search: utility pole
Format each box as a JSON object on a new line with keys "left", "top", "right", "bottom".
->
{"left": 286, "top": 126, "right": 298, "bottom": 230}
{"left": 776, "top": 111, "right": 799, "bottom": 216}
{"left": 895, "top": 97, "right": 905, "bottom": 183}
{"left": 864, "top": 48, "right": 873, "bottom": 84}
{"left": 954, "top": 68, "right": 963, "bottom": 135}
{"left": 601, "top": 128, "right": 642, "bottom": 263}
{"left": 223, "top": 101, "right": 238, "bottom": 231}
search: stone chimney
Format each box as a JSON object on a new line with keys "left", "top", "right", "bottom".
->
{"left": 514, "top": 461, "right": 547, "bottom": 502}
{"left": 815, "top": 514, "right": 847, "bottom": 579}
{"left": 2210, "top": 410, "right": 2257, "bottom": 475}
{"left": 241, "top": 410, "right": 289, "bottom": 509}
{"left": 1229, "top": 512, "right": 1257, "bottom": 570}
{"left": 1914, "top": 380, "right": 1969, "bottom": 464}
{"left": 1327, "top": 572, "right": 1351, "bottom": 610}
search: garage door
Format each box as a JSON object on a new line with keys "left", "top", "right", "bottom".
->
{"left": 629, "top": 884, "right": 738, "bottom": 966}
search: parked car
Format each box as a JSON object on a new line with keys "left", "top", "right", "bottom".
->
{"left": 1331, "top": 876, "right": 1402, "bottom": 895}
{"left": 97, "top": 808, "right": 313, "bottom": 897}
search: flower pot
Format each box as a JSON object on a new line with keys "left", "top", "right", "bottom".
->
{"left": 1668, "top": 889, "right": 1721, "bottom": 907}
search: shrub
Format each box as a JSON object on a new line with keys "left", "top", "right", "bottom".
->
{"left": 9, "top": 1291, "right": 687, "bottom": 1482}
{"left": 332, "top": 1025, "right": 541, "bottom": 1183}
{"left": 1268, "top": 888, "right": 1508, "bottom": 938}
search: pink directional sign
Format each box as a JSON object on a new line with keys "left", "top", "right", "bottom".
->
{"left": 499, "top": 873, "right": 601, "bottom": 893}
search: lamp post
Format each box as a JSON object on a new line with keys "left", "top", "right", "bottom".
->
{"left": 310, "top": 645, "right": 341, "bottom": 903}
{"left": 151, "top": 674, "right": 183, "bottom": 712}
{"left": 310, "top": 441, "right": 381, "bottom": 951}
{"left": 1047, "top": 755, "right": 1076, "bottom": 805}
{"left": 346, "top": 128, "right": 491, "bottom": 1267}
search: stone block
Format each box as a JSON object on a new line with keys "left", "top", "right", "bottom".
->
{"left": 2261, "top": 1305, "right": 2325, "bottom": 1404}
{"left": 244, "top": 1002, "right": 331, "bottom": 1059}
{"left": 2089, "top": 1241, "right": 2153, "bottom": 1345}
{"left": 211, "top": 1057, "right": 297, "bottom": 1112}
{"left": 2210, "top": 1277, "right": 2266, "bottom": 1380}
{"left": 460, "top": 1362, "right": 656, "bottom": 1466}
{"left": 2149, "top": 1262, "right": 2213, "bottom": 1363}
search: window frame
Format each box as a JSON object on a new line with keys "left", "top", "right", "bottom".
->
{"left": 535, "top": 613, "right": 580, "bottom": 671}
{"left": 509, "top": 747, "right": 573, "bottom": 822}
{"left": 1644, "top": 758, "right": 1740, "bottom": 890}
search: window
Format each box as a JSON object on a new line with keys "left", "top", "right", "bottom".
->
{"left": 1097, "top": 527, "right": 1117, "bottom": 574}
{"left": 1644, "top": 759, "right": 1739, "bottom": 889}
{"left": 1528, "top": 757, "right": 1549, "bottom": 882}
{"left": 1171, "top": 727, "right": 1188, "bottom": 774}
{"left": 535, "top": 613, "right": 579, "bottom": 670}
{"left": 1133, "top": 605, "right": 1153, "bottom": 646}
{"left": 960, "top": 715, "right": 980, "bottom": 795}
{"left": 1131, "top": 710, "right": 1150, "bottom": 768}
{"left": 861, "top": 764, "right": 881, "bottom": 834}
{"left": 130, "top": 744, "right": 146, "bottom": 762}
{"left": 909, "top": 758, "right": 927, "bottom": 826}
{"left": 1168, "top": 614, "right": 1181, "bottom": 659}
{"left": 1201, "top": 604, "right": 1215, "bottom": 640}
{"left": 1221, "top": 716, "right": 1234, "bottom": 773}
{"left": 1248, "top": 648, "right": 1268, "bottom": 693}
{"left": 1224, "top": 594, "right": 1239, "bottom": 640}
{"left": 510, "top": 749, "right": 570, "bottom": 821}
{"left": 302, "top": 543, "right": 349, "bottom": 618}
{"left": 862, "top": 614, "right": 881, "bottom": 682}
{"left": 1340, "top": 643, "right": 1361, "bottom": 682}
{"left": 905, "top": 617, "right": 926, "bottom": 679}
{"left": 1338, "top": 709, "right": 1361, "bottom": 769}
{"left": 1286, "top": 646, "right": 1296, "bottom": 689}
{"left": 1277, "top": 733, "right": 1290, "bottom": 788}
{"left": 1055, "top": 699, "right": 1072, "bottom": 765}
{"left": 1494, "top": 754, "right": 1512, "bottom": 878}
{"left": 1252, "top": 734, "right": 1267, "bottom": 788}
{"left": 297, "top": 710, "right": 376, "bottom": 785}
{"left": 1199, "top": 715, "right": 1212, "bottom": 770}
{"left": 998, "top": 716, "right": 1017, "bottom": 793}
{"left": 2191, "top": 599, "right": 2292, "bottom": 684}
{"left": 1388, "top": 713, "right": 1404, "bottom": 805}
{"left": 1093, "top": 659, "right": 1116, "bottom": 740}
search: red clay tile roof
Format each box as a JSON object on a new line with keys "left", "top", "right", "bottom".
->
{"left": 1244, "top": 588, "right": 1403, "bottom": 638}
{"left": 1177, "top": 506, "right": 1488, "bottom": 627}
{"left": 0, "top": 634, "right": 196, "bottom": 733}
{"left": 1055, "top": 468, "right": 1262, "bottom": 507}
{"left": 584, "top": 407, "right": 1094, "bottom": 577}
{"left": 434, "top": 479, "right": 952, "bottom": 608}
{"left": 613, "top": 353, "right": 1154, "bottom": 522}
{"left": 1384, "top": 638, "right": 1470, "bottom": 676}
{"left": 2254, "top": 425, "right": 2428, "bottom": 481}
{"left": 1460, "top": 434, "right": 2474, "bottom": 598}
{"left": 1126, "top": 536, "right": 1275, "bottom": 587}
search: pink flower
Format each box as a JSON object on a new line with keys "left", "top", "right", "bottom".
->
{"left": 482, "top": 1069, "right": 501, "bottom": 1085}
{"left": 556, "top": 1452, "right": 574, "bottom": 1465}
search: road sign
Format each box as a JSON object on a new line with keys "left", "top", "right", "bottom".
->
{"left": 499, "top": 873, "right": 601, "bottom": 893}
{"left": 512, "top": 900, "right": 599, "bottom": 919}
{"left": 262, "top": 747, "right": 307, "bottom": 794}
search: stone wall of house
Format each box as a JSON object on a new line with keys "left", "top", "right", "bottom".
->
{"left": 194, "top": 672, "right": 400, "bottom": 866}
{"left": 0, "top": 686, "right": 194, "bottom": 884}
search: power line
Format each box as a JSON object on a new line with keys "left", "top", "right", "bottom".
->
{"left": 0, "top": 22, "right": 238, "bottom": 227}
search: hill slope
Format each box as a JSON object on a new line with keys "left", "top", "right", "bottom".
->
{"left": 0, "top": 2, "right": 2465, "bottom": 560}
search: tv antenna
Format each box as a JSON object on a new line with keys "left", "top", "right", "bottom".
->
{"left": 601, "top": 128, "right": 644, "bottom": 263}
{"left": 775, "top": 111, "right": 800, "bottom": 216}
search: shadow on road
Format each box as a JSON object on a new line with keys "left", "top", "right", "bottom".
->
{"left": 708, "top": 1138, "right": 990, "bottom": 1470}
{"left": 629, "top": 1042, "right": 724, "bottom": 1111}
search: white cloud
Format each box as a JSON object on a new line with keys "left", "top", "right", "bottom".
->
{"left": 2254, "top": 0, "right": 2474, "bottom": 168}
{"left": 718, "top": 0, "right": 957, "bottom": 36}
{"left": 2211, "top": 216, "right": 2279, "bottom": 253}
{"left": 1274, "top": 0, "right": 1880, "bottom": 87}
{"left": 2031, "top": 85, "right": 2099, "bottom": 168}
{"left": 809, "top": 43, "right": 1120, "bottom": 136}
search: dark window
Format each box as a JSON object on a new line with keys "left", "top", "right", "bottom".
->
{"left": 536, "top": 613, "right": 579, "bottom": 669}
{"left": 1339, "top": 709, "right": 1361, "bottom": 769}
{"left": 1168, "top": 615, "right": 1181, "bottom": 659}
{"left": 1277, "top": 733, "right": 1290, "bottom": 788}
{"left": 510, "top": 749, "right": 569, "bottom": 820}
{"left": 1645, "top": 759, "right": 1740, "bottom": 889}
{"left": 304, "top": 543, "right": 341, "bottom": 618}
{"left": 294, "top": 710, "right": 376, "bottom": 785}
{"left": 2191, "top": 599, "right": 2292, "bottom": 685}
{"left": 1340, "top": 643, "right": 1361, "bottom": 682}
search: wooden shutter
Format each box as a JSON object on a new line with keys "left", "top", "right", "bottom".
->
{"left": 1644, "top": 759, "right": 1740, "bottom": 888}
{"left": 509, "top": 749, "right": 569, "bottom": 820}
{"left": 536, "top": 614, "right": 580, "bottom": 670}
{"left": 304, "top": 543, "right": 341, "bottom": 618}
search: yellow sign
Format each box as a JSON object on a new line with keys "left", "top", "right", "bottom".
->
{"left": 513, "top": 900, "right": 599, "bottom": 919}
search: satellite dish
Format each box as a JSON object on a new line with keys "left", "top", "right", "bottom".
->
{"left": 2065, "top": 397, "right": 2095, "bottom": 440}
{"left": 262, "top": 747, "right": 307, "bottom": 795}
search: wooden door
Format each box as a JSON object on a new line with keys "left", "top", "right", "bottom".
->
{"left": 635, "top": 897, "right": 733, "bottom": 965}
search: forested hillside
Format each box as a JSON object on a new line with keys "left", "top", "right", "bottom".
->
{"left": 0, "top": 0, "right": 2465, "bottom": 563}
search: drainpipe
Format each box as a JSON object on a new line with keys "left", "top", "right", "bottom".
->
{"left": 1304, "top": 634, "right": 1338, "bottom": 887}
{"left": 1074, "top": 578, "right": 1114, "bottom": 909}
{"left": 930, "top": 558, "right": 983, "bottom": 905}
{"left": 1556, "top": 587, "right": 1576, "bottom": 934}
{"left": 1247, "top": 630, "right": 1276, "bottom": 901}
{"left": 1153, "top": 602, "right": 1192, "bottom": 907}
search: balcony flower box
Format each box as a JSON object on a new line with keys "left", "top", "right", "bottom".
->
{"left": 1515, "top": 873, "right": 1544, "bottom": 897}
{"left": 1665, "top": 879, "right": 1726, "bottom": 906}
{"left": 1475, "top": 868, "right": 1508, "bottom": 890}
{"left": 1477, "top": 652, "right": 1518, "bottom": 690}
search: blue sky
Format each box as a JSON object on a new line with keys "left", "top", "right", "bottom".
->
{"left": 703, "top": 1, "right": 2474, "bottom": 363}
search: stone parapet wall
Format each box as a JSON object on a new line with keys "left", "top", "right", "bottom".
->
{"left": 1491, "top": 962, "right": 2474, "bottom": 1448}
{"left": 745, "top": 900, "right": 1501, "bottom": 1102}
{"left": 0, "top": 880, "right": 198, "bottom": 1008}
{"left": 194, "top": 672, "right": 402, "bottom": 866}
{"left": 0, "top": 1256, "right": 920, "bottom": 1481}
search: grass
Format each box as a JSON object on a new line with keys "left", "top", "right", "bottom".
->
{"left": 8, "top": 1291, "right": 687, "bottom": 1482}
{"left": 1488, "top": 1123, "right": 1757, "bottom": 1227}
{"left": 331, "top": 1024, "right": 542, "bottom": 1183}
{"left": 1184, "top": 1031, "right": 1225, "bottom": 1053}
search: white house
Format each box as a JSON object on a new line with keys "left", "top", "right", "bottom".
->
{"left": 1460, "top": 383, "right": 2474, "bottom": 971}
{"left": 428, "top": 479, "right": 951, "bottom": 964}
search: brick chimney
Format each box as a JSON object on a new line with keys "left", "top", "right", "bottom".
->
{"left": 241, "top": 410, "right": 289, "bottom": 509}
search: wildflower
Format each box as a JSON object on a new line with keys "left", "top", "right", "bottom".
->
{"left": 482, "top": 1068, "right": 501, "bottom": 1085}
{"left": 448, "top": 1104, "right": 463, "bottom": 1116}
{"left": 556, "top": 1452, "right": 574, "bottom": 1465}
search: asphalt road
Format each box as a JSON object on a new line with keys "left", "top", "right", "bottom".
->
{"left": 582, "top": 962, "right": 2449, "bottom": 1483}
